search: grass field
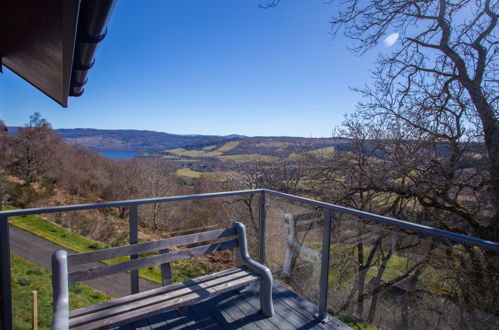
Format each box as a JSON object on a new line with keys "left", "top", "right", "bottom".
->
{"left": 201, "top": 144, "right": 217, "bottom": 150}
{"left": 217, "top": 141, "right": 239, "bottom": 152}
{"left": 310, "top": 146, "right": 335, "bottom": 155}
{"left": 220, "top": 153, "right": 279, "bottom": 163}
{"left": 168, "top": 148, "right": 207, "bottom": 157}
{"left": 11, "top": 254, "right": 111, "bottom": 330}
{"left": 202, "top": 150, "right": 223, "bottom": 157}
{"left": 165, "top": 141, "right": 240, "bottom": 159}
{"left": 176, "top": 167, "right": 203, "bottom": 178}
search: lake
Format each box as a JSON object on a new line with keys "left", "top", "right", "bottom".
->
{"left": 97, "top": 150, "right": 139, "bottom": 159}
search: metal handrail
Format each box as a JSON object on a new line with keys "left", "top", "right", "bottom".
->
{"left": 1, "top": 188, "right": 497, "bottom": 251}
{"left": 0, "top": 189, "right": 260, "bottom": 217}
{"left": 1, "top": 188, "right": 498, "bottom": 328}
{"left": 262, "top": 189, "right": 499, "bottom": 252}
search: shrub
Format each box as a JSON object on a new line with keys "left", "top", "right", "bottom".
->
{"left": 88, "top": 243, "right": 104, "bottom": 249}
{"left": 26, "top": 269, "right": 43, "bottom": 276}
{"left": 69, "top": 283, "right": 83, "bottom": 294}
{"left": 16, "top": 278, "right": 30, "bottom": 286}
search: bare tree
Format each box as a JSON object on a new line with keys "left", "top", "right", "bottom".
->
{"left": 122, "top": 158, "right": 177, "bottom": 231}
{"left": 0, "top": 120, "right": 12, "bottom": 169}
{"left": 329, "top": 0, "right": 498, "bottom": 233}
{"left": 10, "top": 113, "right": 62, "bottom": 183}
{"left": 261, "top": 2, "right": 498, "bottom": 327}
{"left": 264, "top": 0, "right": 498, "bottom": 238}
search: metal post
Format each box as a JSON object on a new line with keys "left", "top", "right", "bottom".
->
{"left": 129, "top": 205, "right": 139, "bottom": 294}
{"left": 159, "top": 249, "right": 172, "bottom": 286}
{"left": 0, "top": 215, "right": 13, "bottom": 330}
{"left": 258, "top": 191, "right": 266, "bottom": 264}
{"left": 316, "top": 208, "right": 333, "bottom": 323}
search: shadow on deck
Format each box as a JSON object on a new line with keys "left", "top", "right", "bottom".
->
{"left": 114, "top": 281, "right": 350, "bottom": 330}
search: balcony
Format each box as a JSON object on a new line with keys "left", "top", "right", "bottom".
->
{"left": 1, "top": 189, "right": 498, "bottom": 329}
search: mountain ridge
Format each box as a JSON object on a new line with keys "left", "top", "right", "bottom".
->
{"left": 7, "top": 127, "right": 347, "bottom": 157}
{"left": 7, "top": 127, "right": 247, "bottom": 152}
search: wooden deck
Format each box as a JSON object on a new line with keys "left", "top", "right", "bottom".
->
{"left": 112, "top": 281, "right": 351, "bottom": 330}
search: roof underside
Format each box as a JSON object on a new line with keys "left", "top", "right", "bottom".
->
{"left": 0, "top": 0, "right": 116, "bottom": 107}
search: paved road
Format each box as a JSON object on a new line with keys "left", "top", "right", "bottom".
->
{"left": 9, "top": 225, "right": 159, "bottom": 298}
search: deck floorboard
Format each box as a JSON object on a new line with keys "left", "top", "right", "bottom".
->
{"left": 121, "top": 280, "right": 350, "bottom": 329}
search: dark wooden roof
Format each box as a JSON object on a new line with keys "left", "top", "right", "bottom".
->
{"left": 0, "top": 0, "right": 116, "bottom": 107}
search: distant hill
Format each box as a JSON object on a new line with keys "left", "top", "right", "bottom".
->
{"left": 3, "top": 127, "right": 246, "bottom": 152}
{"left": 54, "top": 128, "right": 233, "bottom": 152}
{"left": 148, "top": 136, "right": 350, "bottom": 163}
{"left": 7, "top": 127, "right": 348, "bottom": 158}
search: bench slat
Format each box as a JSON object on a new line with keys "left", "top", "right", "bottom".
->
{"left": 70, "top": 269, "right": 259, "bottom": 329}
{"left": 69, "top": 239, "right": 238, "bottom": 282}
{"left": 69, "top": 267, "right": 245, "bottom": 318}
{"left": 69, "top": 268, "right": 257, "bottom": 327}
{"left": 69, "top": 227, "right": 236, "bottom": 266}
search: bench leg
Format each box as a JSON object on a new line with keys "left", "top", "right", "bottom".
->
{"left": 259, "top": 278, "right": 274, "bottom": 317}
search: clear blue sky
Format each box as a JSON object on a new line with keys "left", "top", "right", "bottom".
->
{"left": 0, "top": 0, "right": 391, "bottom": 137}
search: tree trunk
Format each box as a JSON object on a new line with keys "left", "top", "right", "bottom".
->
{"left": 466, "top": 83, "right": 499, "bottom": 236}
{"left": 356, "top": 242, "right": 365, "bottom": 317}
{"left": 367, "top": 252, "right": 391, "bottom": 323}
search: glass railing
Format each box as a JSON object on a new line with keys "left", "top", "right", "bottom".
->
{"left": 264, "top": 190, "right": 498, "bottom": 329}
{"left": 1, "top": 188, "right": 497, "bottom": 329}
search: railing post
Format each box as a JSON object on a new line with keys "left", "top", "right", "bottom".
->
{"left": 0, "top": 215, "right": 13, "bottom": 330}
{"left": 258, "top": 191, "right": 266, "bottom": 264}
{"left": 159, "top": 249, "right": 172, "bottom": 286}
{"left": 316, "top": 208, "right": 333, "bottom": 323}
{"left": 129, "top": 205, "right": 139, "bottom": 294}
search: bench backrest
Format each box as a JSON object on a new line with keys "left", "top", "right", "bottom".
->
{"left": 66, "top": 226, "right": 238, "bottom": 283}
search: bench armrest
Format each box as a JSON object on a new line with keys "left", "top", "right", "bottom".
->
{"left": 52, "top": 250, "right": 69, "bottom": 330}
{"left": 232, "top": 222, "right": 274, "bottom": 316}
{"left": 233, "top": 222, "right": 272, "bottom": 278}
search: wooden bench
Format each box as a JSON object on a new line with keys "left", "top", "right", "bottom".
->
{"left": 51, "top": 222, "right": 274, "bottom": 329}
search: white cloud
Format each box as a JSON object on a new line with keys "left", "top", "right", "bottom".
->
{"left": 383, "top": 33, "right": 399, "bottom": 47}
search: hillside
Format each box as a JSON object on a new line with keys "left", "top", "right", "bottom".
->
{"left": 147, "top": 136, "right": 350, "bottom": 163}
{"left": 55, "top": 129, "right": 235, "bottom": 152}
{"left": 7, "top": 126, "right": 351, "bottom": 161}
{"left": 6, "top": 127, "right": 244, "bottom": 152}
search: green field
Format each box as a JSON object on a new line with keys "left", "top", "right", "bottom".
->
{"left": 220, "top": 153, "right": 279, "bottom": 163}
{"left": 202, "top": 144, "right": 218, "bottom": 151}
{"left": 176, "top": 167, "right": 203, "bottom": 178}
{"left": 164, "top": 141, "right": 240, "bottom": 159}
{"left": 11, "top": 254, "right": 111, "bottom": 330}
{"left": 217, "top": 141, "right": 239, "bottom": 152}
{"left": 167, "top": 148, "right": 207, "bottom": 157}
{"left": 203, "top": 150, "right": 223, "bottom": 157}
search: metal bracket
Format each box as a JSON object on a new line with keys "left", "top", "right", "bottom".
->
{"left": 314, "top": 312, "right": 333, "bottom": 324}
{"left": 234, "top": 285, "right": 249, "bottom": 294}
